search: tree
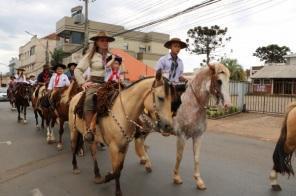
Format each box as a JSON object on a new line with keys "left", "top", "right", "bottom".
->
{"left": 50, "top": 48, "right": 66, "bottom": 66}
{"left": 186, "top": 25, "right": 231, "bottom": 66}
{"left": 253, "top": 44, "right": 290, "bottom": 63}
{"left": 221, "top": 58, "right": 246, "bottom": 81}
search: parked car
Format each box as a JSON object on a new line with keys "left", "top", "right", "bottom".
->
{"left": 0, "top": 87, "right": 8, "bottom": 101}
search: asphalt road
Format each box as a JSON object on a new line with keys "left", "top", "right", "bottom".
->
{"left": 0, "top": 102, "right": 295, "bottom": 196}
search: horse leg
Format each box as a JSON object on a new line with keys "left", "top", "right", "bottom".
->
{"left": 50, "top": 114, "right": 56, "bottom": 142}
{"left": 90, "top": 142, "right": 104, "bottom": 184}
{"left": 134, "top": 134, "right": 152, "bottom": 173}
{"left": 71, "top": 131, "right": 82, "bottom": 174}
{"left": 57, "top": 120, "right": 64, "bottom": 151}
{"left": 173, "top": 135, "right": 186, "bottom": 184}
{"left": 34, "top": 110, "right": 39, "bottom": 128}
{"left": 23, "top": 106, "right": 27, "bottom": 124}
{"left": 16, "top": 104, "right": 21, "bottom": 122}
{"left": 104, "top": 143, "right": 127, "bottom": 196}
{"left": 192, "top": 135, "right": 206, "bottom": 190}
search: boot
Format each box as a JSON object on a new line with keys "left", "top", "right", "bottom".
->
{"left": 84, "top": 111, "right": 96, "bottom": 143}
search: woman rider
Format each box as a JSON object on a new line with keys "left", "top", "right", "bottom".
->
{"left": 74, "top": 31, "right": 114, "bottom": 142}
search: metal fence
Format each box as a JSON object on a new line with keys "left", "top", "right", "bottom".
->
{"left": 208, "top": 81, "right": 296, "bottom": 115}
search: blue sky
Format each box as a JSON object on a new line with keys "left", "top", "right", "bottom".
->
{"left": 0, "top": 0, "right": 295, "bottom": 73}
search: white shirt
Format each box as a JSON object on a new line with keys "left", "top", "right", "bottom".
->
{"left": 15, "top": 74, "right": 27, "bottom": 83}
{"left": 47, "top": 73, "right": 70, "bottom": 90}
{"left": 155, "top": 54, "right": 184, "bottom": 83}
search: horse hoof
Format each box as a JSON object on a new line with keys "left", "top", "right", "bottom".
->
{"left": 145, "top": 167, "right": 152, "bottom": 173}
{"left": 73, "top": 169, "right": 81, "bottom": 175}
{"left": 173, "top": 177, "right": 183, "bottom": 185}
{"left": 78, "top": 149, "right": 84, "bottom": 157}
{"left": 196, "top": 184, "right": 207, "bottom": 190}
{"left": 94, "top": 176, "right": 105, "bottom": 184}
{"left": 84, "top": 132, "right": 95, "bottom": 143}
{"left": 36, "top": 124, "right": 40, "bottom": 128}
{"left": 23, "top": 120, "right": 27, "bottom": 124}
{"left": 140, "top": 159, "right": 147, "bottom": 165}
{"left": 272, "top": 185, "right": 282, "bottom": 191}
{"left": 116, "top": 191, "right": 122, "bottom": 196}
{"left": 57, "top": 143, "right": 63, "bottom": 151}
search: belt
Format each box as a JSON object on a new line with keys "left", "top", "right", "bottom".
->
{"left": 90, "top": 76, "right": 105, "bottom": 84}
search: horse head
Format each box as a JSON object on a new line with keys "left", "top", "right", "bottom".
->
{"left": 208, "top": 63, "right": 231, "bottom": 108}
{"left": 144, "top": 70, "right": 173, "bottom": 131}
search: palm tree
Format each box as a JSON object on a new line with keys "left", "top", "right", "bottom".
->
{"left": 50, "top": 48, "right": 66, "bottom": 66}
{"left": 221, "top": 58, "right": 246, "bottom": 81}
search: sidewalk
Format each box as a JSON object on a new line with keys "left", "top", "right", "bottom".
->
{"left": 207, "top": 112, "right": 283, "bottom": 142}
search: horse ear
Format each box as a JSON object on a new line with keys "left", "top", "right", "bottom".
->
{"left": 208, "top": 63, "right": 216, "bottom": 73}
{"left": 156, "top": 69, "right": 162, "bottom": 81}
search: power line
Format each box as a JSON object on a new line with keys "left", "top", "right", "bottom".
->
{"left": 112, "top": 0, "right": 222, "bottom": 37}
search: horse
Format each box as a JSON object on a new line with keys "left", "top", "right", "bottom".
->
{"left": 133, "top": 63, "right": 231, "bottom": 190}
{"left": 53, "top": 80, "right": 82, "bottom": 150}
{"left": 68, "top": 72, "right": 173, "bottom": 196}
{"left": 32, "top": 85, "right": 57, "bottom": 143}
{"left": 7, "top": 84, "right": 16, "bottom": 110}
{"left": 269, "top": 102, "right": 296, "bottom": 191}
{"left": 14, "top": 82, "right": 33, "bottom": 124}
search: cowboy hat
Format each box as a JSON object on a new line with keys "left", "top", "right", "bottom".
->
{"left": 67, "top": 62, "right": 77, "bottom": 68}
{"left": 164, "top": 38, "right": 187, "bottom": 49}
{"left": 16, "top": 68, "right": 25, "bottom": 71}
{"left": 90, "top": 31, "right": 115, "bottom": 42}
{"left": 43, "top": 64, "right": 50, "bottom": 69}
{"left": 52, "top": 63, "right": 66, "bottom": 71}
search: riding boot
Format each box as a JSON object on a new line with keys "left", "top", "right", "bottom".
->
{"left": 84, "top": 111, "right": 96, "bottom": 143}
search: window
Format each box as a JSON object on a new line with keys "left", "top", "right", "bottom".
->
{"left": 263, "top": 79, "right": 271, "bottom": 84}
{"left": 123, "top": 43, "right": 128, "bottom": 51}
{"left": 253, "top": 79, "right": 261, "bottom": 84}
{"left": 139, "top": 46, "right": 146, "bottom": 53}
{"left": 30, "top": 46, "right": 35, "bottom": 56}
{"left": 70, "top": 32, "right": 84, "bottom": 44}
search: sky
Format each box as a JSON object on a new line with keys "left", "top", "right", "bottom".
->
{"left": 0, "top": 0, "right": 295, "bottom": 73}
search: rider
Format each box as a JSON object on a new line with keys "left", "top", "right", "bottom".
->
{"left": 28, "top": 75, "right": 36, "bottom": 86}
{"left": 14, "top": 68, "right": 27, "bottom": 83}
{"left": 155, "top": 37, "right": 188, "bottom": 83}
{"left": 74, "top": 31, "right": 114, "bottom": 142}
{"left": 65, "top": 62, "right": 77, "bottom": 81}
{"left": 37, "top": 64, "right": 52, "bottom": 86}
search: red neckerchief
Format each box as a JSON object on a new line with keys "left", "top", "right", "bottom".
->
{"left": 108, "top": 69, "right": 119, "bottom": 81}
{"left": 43, "top": 71, "right": 49, "bottom": 83}
{"left": 54, "top": 73, "right": 62, "bottom": 87}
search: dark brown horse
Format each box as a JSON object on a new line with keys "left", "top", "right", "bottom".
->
{"left": 14, "top": 82, "right": 33, "bottom": 123}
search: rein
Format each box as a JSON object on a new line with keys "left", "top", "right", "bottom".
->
{"left": 109, "top": 80, "right": 162, "bottom": 143}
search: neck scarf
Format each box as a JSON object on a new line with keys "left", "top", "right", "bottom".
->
{"left": 169, "top": 54, "right": 178, "bottom": 80}
{"left": 54, "top": 73, "right": 61, "bottom": 87}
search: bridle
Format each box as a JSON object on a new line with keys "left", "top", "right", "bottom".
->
{"left": 109, "top": 78, "right": 165, "bottom": 143}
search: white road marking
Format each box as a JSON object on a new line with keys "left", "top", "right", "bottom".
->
{"left": 31, "top": 188, "right": 44, "bottom": 196}
{"left": 0, "top": 141, "right": 12, "bottom": 145}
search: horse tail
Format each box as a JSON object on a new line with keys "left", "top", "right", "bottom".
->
{"left": 272, "top": 103, "right": 296, "bottom": 176}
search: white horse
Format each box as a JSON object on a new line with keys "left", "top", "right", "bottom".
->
{"left": 133, "top": 63, "right": 231, "bottom": 189}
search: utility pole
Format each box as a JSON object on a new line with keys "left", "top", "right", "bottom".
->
{"left": 81, "top": 0, "right": 96, "bottom": 50}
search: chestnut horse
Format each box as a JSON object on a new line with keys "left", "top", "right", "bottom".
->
{"left": 269, "top": 102, "right": 296, "bottom": 191}
{"left": 68, "top": 73, "right": 173, "bottom": 196}
{"left": 134, "top": 63, "right": 231, "bottom": 190}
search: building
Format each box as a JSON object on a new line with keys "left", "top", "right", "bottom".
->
{"left": 56, "top": 16, "right": 169, "bottom": 68}
{"left": 18, "top": 33, "right": 59, "bottom": 77}
{"left": 8, "top": 57, "right": 20, "bottom": 76}
{"left": 251, "top": 55, "right": 296, "bottom": 95}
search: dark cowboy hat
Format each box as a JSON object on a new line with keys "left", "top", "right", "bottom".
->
{"left": 67, "top": 62, "right": 77, "bottom": 68}
{"left": 43, "top": 64, "right": 50, "bottom": 69}
{"left": 52, "top": 63, "right": 67, "bottom": 71}
{"left": 106, "top": 55, "right": 122, "bottom": 67}
{"left": 10, "top": 75, "right": 16, "bottom": 79}
{"left": 16, "top": 68, "right": 25, "bottom": 72}
{"left": 164, "top": 38, "right": 187, "bottom": 49}
{"left": 90, "top": 31, "right": 115, "bottom": 42}
{"left": 29, "top": 75, "right": 35, "bottom": 78}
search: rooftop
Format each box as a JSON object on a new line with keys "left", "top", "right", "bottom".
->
{"left": 251, "top": 64, "right": 296, "bottom": 79}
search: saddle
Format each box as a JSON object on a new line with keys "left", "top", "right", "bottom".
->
{"left": 74, "top": 81, "right": 125, "bottom": 119}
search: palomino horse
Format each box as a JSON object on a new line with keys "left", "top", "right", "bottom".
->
{"left": 68, "top": 73, "right": 173, "bottom": 196}
{"left": 269, "top": 102, "right": 296, "bottom": 191}
{"left": 134, "top": 63, "right": 231, "bottom": 190}
{"left": 14, "top": 82, "right": 33, "bottom": 123}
